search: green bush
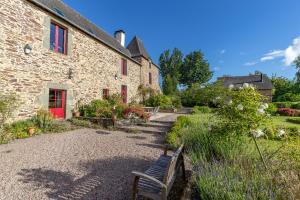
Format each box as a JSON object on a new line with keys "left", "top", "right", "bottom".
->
{"left": 69, "top": 118, "right": 92, "bottom": 127}
{"left": 165, "top": 116, "right": 192, "bottom": 148}
{"left": 192, "top": 106, "right": 211, "bottom": 114}
{"left": 46, "top": 121, "right": 73, "bottom": 133}
{"left": 7, "top": 120, "right": 35, "bottom": 139}
{"left": 273, "top": 102, "right": 293, "bottom": 108}
{"left": 171, "top": 96, "right": 182, "bottom": 109}
{"left": 33, "top": 109, "right": 53, "bottom": 130}
{"left": 265, "top": 103, "right": 278, "bottom": 115}
{"left": 276, "top": 93, "right": 300, "bottom": 102}
{"left": 286, "top": 117, "right": 300, "bottom": 124}
{"left": 82, "top": 99, "right": 111, "bottom": 117}
{"left": 145, "top": 94, "right": 173, "bottom": 109}
{"left": 290, "top": 102, "right": 300, "bottom": 109}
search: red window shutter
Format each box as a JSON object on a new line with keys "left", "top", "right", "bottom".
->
{"left": 149, "top": 73, "right": 152, "bottom": 85}
{"left": 121, "top": 85, "right": 127, "bottom": 103}
{"left": 122, "top": 59, "right": 127, "bottom": 75}
{"left": 103, "top": 89, "right": 109, "bottom": 99}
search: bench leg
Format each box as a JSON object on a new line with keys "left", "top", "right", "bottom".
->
{"left": 132, "top": 176, "right": 139, "bottom": 200}
{"left": 181, "top": 158, "right": 186, "bottom": 182}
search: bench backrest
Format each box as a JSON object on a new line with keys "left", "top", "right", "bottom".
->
{"left": 163, "top": 145, "right": 184, "bottom": 187}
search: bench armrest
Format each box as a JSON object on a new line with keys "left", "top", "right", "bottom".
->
{"left": 132, "top": 171, "right": 167, "bottom": 189}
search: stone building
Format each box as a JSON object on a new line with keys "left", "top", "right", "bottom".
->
{"left": 0, "top": 0, "right": 161, "bottom": 119}
{"left": 218, "top": 72, "right": 273, "bottom": 101}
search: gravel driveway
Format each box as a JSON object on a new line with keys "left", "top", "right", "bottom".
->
{"left": 0, "top": 128, "right": 166, "bottom": 200}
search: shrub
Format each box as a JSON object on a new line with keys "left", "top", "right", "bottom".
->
{"left": 165, "top": 116, "right": 192, "bottom": 148}
{"left": 69, "top": 118, "right": 92, "bottom": 127}
{"left": 277, "top": 108, "right": 299, "bottom": 117}
{"left": 265, "top": 103, "right": 277, "bottom": 115}
{"left": 33, "top": 109, "right": 53, "bottom": 130}
{"left": 145, "top": 94, "right": 173, "bottom": 109}
{"left": 0, "top": 94, "right": 18, "bottom": 126}
{"left": 123, "top": 106, "right": 150, "bottom": 120}
{"left": 7, "top": 120, "right": 36, "bottom": 139}
{"left": 192, "top": 106, "right": 211, "bottom": 114}
{"left": 171, "top": 96, "right": 182, "bottom": 109}
{"left": 273, "top": 102, "right": 292, "bottom": 108}
{"left": 46, "top": 121, "right": 73, "bottom": 133}
{"left": 286, "top": 117, "right": 300, "bottom": 124}
{"left": 216, "top": 86, "right": 269, "bottom": 135}
{"left": 276, "top": 93, "right": 300, "bottom": 102}
{"left": 290, "top": 102, "right": 300, "bottom": 109}
{"left": 82, "top": 99, "right": 111, "bottom": 117}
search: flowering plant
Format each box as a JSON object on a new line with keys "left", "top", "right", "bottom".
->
{"left": 216, "top": 85, "right": 269, "bottom": 135}
{"left": 277, "top": 108, "right": 299, "bottom": 117}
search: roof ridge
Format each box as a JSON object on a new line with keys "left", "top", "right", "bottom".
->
{"left": 53, "top": 0, "right": 122, "bottom": 48}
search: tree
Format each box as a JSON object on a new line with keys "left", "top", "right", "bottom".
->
{"left": 159, "top": 48, "right": 183, "bottom": 95}
{"left": 294, "top": 56, "right": 300, "bottom": 83}
{"left": 180, "top": 51, "right": 213, "bottom": 87}
{"left": 271, "top": 76, "right": 295, "bottom": 101}
{"left": 163, "top": 75, "right": 177, "bottom": 95}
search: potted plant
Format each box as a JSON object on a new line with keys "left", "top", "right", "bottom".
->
{"left": 73, "top": 100, "right": 82, "bottom": 117}
{"left": 28, "top": 127, "right": 35, "bottom": 136}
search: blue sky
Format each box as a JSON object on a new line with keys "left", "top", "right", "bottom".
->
{"left": 63, "top": 0, "right": 300, "bottom": 80}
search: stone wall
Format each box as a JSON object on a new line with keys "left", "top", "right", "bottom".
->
{"left": 138, "top": 57, "right": 161, "bottom": 92}
{"left": 0, "top": 0, "right": 142, "bottom": 120}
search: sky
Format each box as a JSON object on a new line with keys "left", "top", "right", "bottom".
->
{"left": 63, "top": 0, "right": 300, "bottom": 81}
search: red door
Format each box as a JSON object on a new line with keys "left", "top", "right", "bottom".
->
{"left": 49, "top": 89, "right": 66, "bottom": 119}
{"left": 121, "top": 85, "right": 127, "bottom": 104}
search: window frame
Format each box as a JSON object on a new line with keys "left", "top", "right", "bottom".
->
{"left": 103, "top": 89, "right": 109, "bottom": 99}
{"left": 121, "top": 85, "right": 127, "bottom": 104}
{"left": 50, "top": 20, "right": 68, "bottom": 55}
{"left": 121, "top": 58, "right": 128, "bottom": 76}
{"left": 149, "top": 72, "right": 152, "bottom": 85}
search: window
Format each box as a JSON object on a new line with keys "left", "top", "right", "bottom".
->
{"left": 50, "top": 22, "right": 67, "bottom": 54}
{"left": 103, "top": 89, "right": 109, "bottom": 99}
{"left": 149, "top": 73, "right": 152, "bottom": 85}
{"left": 149, "top": 62, "right": 152, "bottom": 69}
{"left": 121, "top": 85, "right": 127, "bottom": 104}
{"left": 121, "top": 58, "right": 127, "bottom": 76}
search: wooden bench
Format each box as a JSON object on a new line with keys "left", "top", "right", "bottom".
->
{"left": 132, "top": 145, "right": 186, "bottom": 200}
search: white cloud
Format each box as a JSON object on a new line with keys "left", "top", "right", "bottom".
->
{"left": 220, "top": 49, "right": 226, "bottom": 54}
{"left": 244, "top": 61, "right": 258, "bottom": 66}
{"left": 260, "top": 36, "right": 300, "bottom": 66}
{"left": 260, "top": 50, "right": 284, "bottom": 62}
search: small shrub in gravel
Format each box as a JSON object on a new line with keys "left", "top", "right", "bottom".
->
{"left": 69, "top": 118, "right": 92, "bottom": 128}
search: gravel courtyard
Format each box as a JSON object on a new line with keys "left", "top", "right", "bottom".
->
{"left": 0, "top": 127, "right": 167, "bottom": 200}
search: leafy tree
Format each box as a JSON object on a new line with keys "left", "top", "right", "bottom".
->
{"left": 294, "top": 56, "right": 300, "bottom": 83}
{"left": 180, "top": 51, "right": 213, "bottom": 87}
{"left": 159, "top": 48, "right": 183, "bottom": 95}
{"left": 271, "top": 76, "right": 295, "bottom": 102}
{"left": 163, "top": 75, "right": 177, "bottom": 95}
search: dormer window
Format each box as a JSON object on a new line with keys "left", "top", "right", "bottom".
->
{"left": 121, "top": 58, "right": 127, "bottom": 76}
{"left": 50, "top": 22, "right": 67, "bottom": 54}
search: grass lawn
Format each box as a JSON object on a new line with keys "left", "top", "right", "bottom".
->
{"left": 271, "top": 116, "right": 300, "bottom": 128}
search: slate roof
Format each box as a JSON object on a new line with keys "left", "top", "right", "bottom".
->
{"left": 127, "top": 36, "right": 151, "bottom": 60}
{"left": 218, "top": 74, "right": 273, "bottom": 90}
{"left": 27, "top": 0, "right": 154, "bottom": 65}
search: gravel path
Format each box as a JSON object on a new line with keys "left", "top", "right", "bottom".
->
{"left": 0, "top": 128, "right": 167, "bottom": 200}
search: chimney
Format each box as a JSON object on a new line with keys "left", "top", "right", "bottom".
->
{"left": 114, "top": 30, "right": 125, "bottom": 47}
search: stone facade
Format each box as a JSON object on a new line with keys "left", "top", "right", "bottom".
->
{"left": 136, "top": 56, "right": 161, "bottom": 92}
{"left": 0, "top": 0, "right": 161, "bottom": 120}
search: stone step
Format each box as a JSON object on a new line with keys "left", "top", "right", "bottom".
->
{"left": 150, "top": 120, "right": 174, "bottom": 125}
{"left": 137, "top": 122, "right": 172, "bottom": 129}
{"left": 118, "top": 125, "right": 169, "bottom": 134}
